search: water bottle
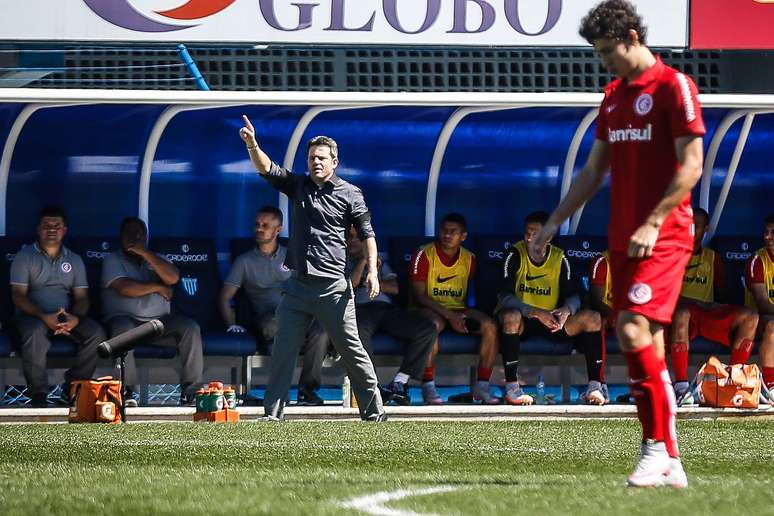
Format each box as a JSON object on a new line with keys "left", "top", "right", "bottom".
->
{"left": 536, "top": 373, "right": 545, "bottom": 405}
{"left": 342, "top": 375, "right": 351, "bottom": 408}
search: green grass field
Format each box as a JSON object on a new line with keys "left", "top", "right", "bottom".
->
{"left": 0, "top": 419, "right": 772, "bottom": 515}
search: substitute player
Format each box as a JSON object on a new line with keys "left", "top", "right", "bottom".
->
{"left": 410, "top": 213, "right": 500, "bottom": 405}
{"left": 497, "top": 211, "right": 608, "bottom": 406}
{"left": 530, "top": 0, "right": 705, "bottom": 488}
{"left": 670, "top": 208, "right": 758, "bottom": 401}
{"left": 744, "top": 214, "right": 774, "bottom": 402}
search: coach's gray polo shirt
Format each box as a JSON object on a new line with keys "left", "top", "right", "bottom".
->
{"left": 101, "top": 250, "right": 171, "bottom": 321}
{"left": 225, "top": 245, "right": 291, "bottom": 316}
{"left": 9, "top": 242, "right": 88, "bottom": 313}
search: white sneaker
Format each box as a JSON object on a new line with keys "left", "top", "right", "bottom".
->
{"left": 472, "top": 381, "right": 501, "bottom": 405}
{"left": 674, "top": 381, "right": 694, "bottom": 406}
{"left": 627, "top": 440, "right": 670, "bottom": 488}
{"left": 504, "top": 384, "right": 534, "bottom": 405}
{"left": 422, "top": 381, "right": 443, "bottom": 405}
{"left": 665, "top": 457, "right": 688, "bottom": 489}
{"left": 581, "top": 381, "right": 609, "bottom": 405}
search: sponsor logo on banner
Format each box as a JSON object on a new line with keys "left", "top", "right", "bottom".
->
{"left": 82, "top": 0, "right": 236, "bottom": 32}
{"left": 181, "top": 276, "right": 198, "bottom": 296}
{"left": 691, "top": 0, "right": 774, "bottom": 49}
{"left": 1, "top": 1, "right": 688, "bottom": 46}
{"left": 86, "top": 241, "right": 112, "bottom": 260}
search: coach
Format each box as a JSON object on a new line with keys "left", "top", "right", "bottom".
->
{"left": 239, "top": 115, "right": 385, "bottom": 421}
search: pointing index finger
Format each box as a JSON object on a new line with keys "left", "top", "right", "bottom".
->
{"left": 242, "top": 114, "right": 254, "bottom": 131}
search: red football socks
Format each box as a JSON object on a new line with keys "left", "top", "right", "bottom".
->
{"left": 670, "top": 341, "right": 689, "bottom": 383}
{"left": 763, "top": 366, "right": 774, "bottom": 390}
{"left": 477, "top": 367, "right": 493, "bottom": 382}
{"left": 730, "top": 339, "right": 754, "bottom": 365}
{"left": 422, "top": 367, "right": 435, "bottom": 383}
{"left": 625, "top": 344, "right": 678, "bottom": 457}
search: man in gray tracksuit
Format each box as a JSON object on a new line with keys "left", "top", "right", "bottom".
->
{"left": 239, "top": 115, "right": 385, "bottom": 421}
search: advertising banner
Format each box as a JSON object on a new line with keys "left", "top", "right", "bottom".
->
{"left": 691, "top": 0, "right": 774, "bottom": 49}
{"left": 0, "top": 0, "right": 688, "bottom": 47}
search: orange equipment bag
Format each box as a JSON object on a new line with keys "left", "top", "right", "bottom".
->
{"left": 68, "top": 376, "right": 123, "bottom": 424}
{"left": 695, "top": 356, "right": 761, "bottom": 409}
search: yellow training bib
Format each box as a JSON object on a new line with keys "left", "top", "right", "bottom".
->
{"left": 681, "top": 247, "right": 715, "bottom": 303}
{"left": 423, "top": 242, "right": 472, "bottom": 311}
{"left": 511, "top": 240, "right": 563, "bottom": 311}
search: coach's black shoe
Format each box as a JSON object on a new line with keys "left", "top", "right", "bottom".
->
{"left": 296, "top": 388, "right": 324, "bottom": 406}
{"left": 381, "top": 381, "right": 411, "bottom": 406}
{"left": 364, "top": 412, "right": 388, "bottom": 422}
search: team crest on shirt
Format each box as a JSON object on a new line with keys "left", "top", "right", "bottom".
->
{"left": 628, "top": 283, "right": 652, "bottom": 305}
{"left": 634, "top": 93, "right": 653, "bottom": 116}
{"left": 61, "top": 262, "right": 72, "bottom": 273}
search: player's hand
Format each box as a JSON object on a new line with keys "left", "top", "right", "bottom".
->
{"left": 124, "top": 241, "right": 148, "bottom": 258}
{"left": 365, "top": 269, "right": 380, "bottom": 299}
{"left": 155, "top": 284, "right": 173, "bottom": 301}
{"left": 628, "top": 222, "right": 660, "bottom": 258}
{"left": 529, "top": 220, "right": 559, "bottom": 262}
{"left": 550, "top": 307, "right": 571, "bottom": 331}
{"left": 447, "top": 311, "right": 468, "bottom": 334}
{"left": 532, "top": 308, "right": 560, "bottom": 332}
{"left": 240, "top": 115, "right": 258, "bottom": 148}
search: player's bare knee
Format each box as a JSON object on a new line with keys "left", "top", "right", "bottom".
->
{"left": 585, "top": 310, "right": 602, "bottom": 332}
{"left": 499, "top": 309, "right": 521, "bottom": 334}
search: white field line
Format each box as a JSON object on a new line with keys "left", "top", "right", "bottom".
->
{"left": 339, "top": 486, "right": 461, "bottom": 516}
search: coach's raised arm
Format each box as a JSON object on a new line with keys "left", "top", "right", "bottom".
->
{"left": 239, "top": 114, "right": 272, "bottom": 174}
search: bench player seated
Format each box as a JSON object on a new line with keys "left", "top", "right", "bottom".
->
{"left": 410, "top": 213, "right": 500, "bottom": 405}
{"left": 744, "top": 213, "right": 774, "bottom": 402}
{"left": 496, "top": 211, "right": 607, "bottom": 405}
{"left": 670, "top": 208, "right": 758, "bottom": 401}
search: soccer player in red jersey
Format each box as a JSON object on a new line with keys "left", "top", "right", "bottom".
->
{"left": 670, "top": 208, "right": 758, "bottom": 402}
{"left": 530, "top": 0, "right": 705, "bottom": 488}
{"left": 744, "top": 214, "right": 774, "bottom": 403}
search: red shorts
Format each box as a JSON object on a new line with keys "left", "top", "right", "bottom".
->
{"left": 609, "top": 246, "right": 692, "bottom": 325}
{"left": 687, "top": 304, "right": 737, "bottom": 346}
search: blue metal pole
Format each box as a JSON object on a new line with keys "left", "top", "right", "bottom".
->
{"left": 176, "top": 43, "right": 209, "bottom": 91}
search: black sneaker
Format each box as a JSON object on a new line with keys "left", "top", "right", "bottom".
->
{"left": 29, "top": 392, "right": 48, "bottom": 408}
{"left": 124, "top": 388, "right": 140, "bottom": 408}
{"left": 296, "top": 388, "right": 324, "bottom": 406}
{"left": 179, "top": 391, "right": 196, "bottom": 407}
{"left": 364, "top": 412, "right": 389, "bottom": 422}
{"left": 383, "top": 381, "right": 411, "bottom": 406}
{"left": 53, "top": 383, "right": 71, "bottom": 406}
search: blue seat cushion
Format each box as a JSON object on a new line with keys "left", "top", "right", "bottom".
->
{"left": 203, "top": 332, "right": 257, "bottom": 356}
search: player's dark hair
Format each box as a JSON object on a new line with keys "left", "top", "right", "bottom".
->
{"left": 38, "top": 205, "right": 67, "bottom": 225}
{"left": 765, "top": 213, "right": 774, "bottom": 226}
{"left": 441, "top": 212, "right": 467, "bottom": 231}
{"left": 579, "top": 0, "right": 647, "bottom": 46}
{"left": 257, "top": 205, "right": 283, "bottom": 225}
{"left": 524, "top": 211, "right": 550, "bottom": 227}
{"left": 693, "top": 207, "right": 709, "bottom": 225}
{"left": 120, "top": 216, "right": 147, "bottom": 236}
